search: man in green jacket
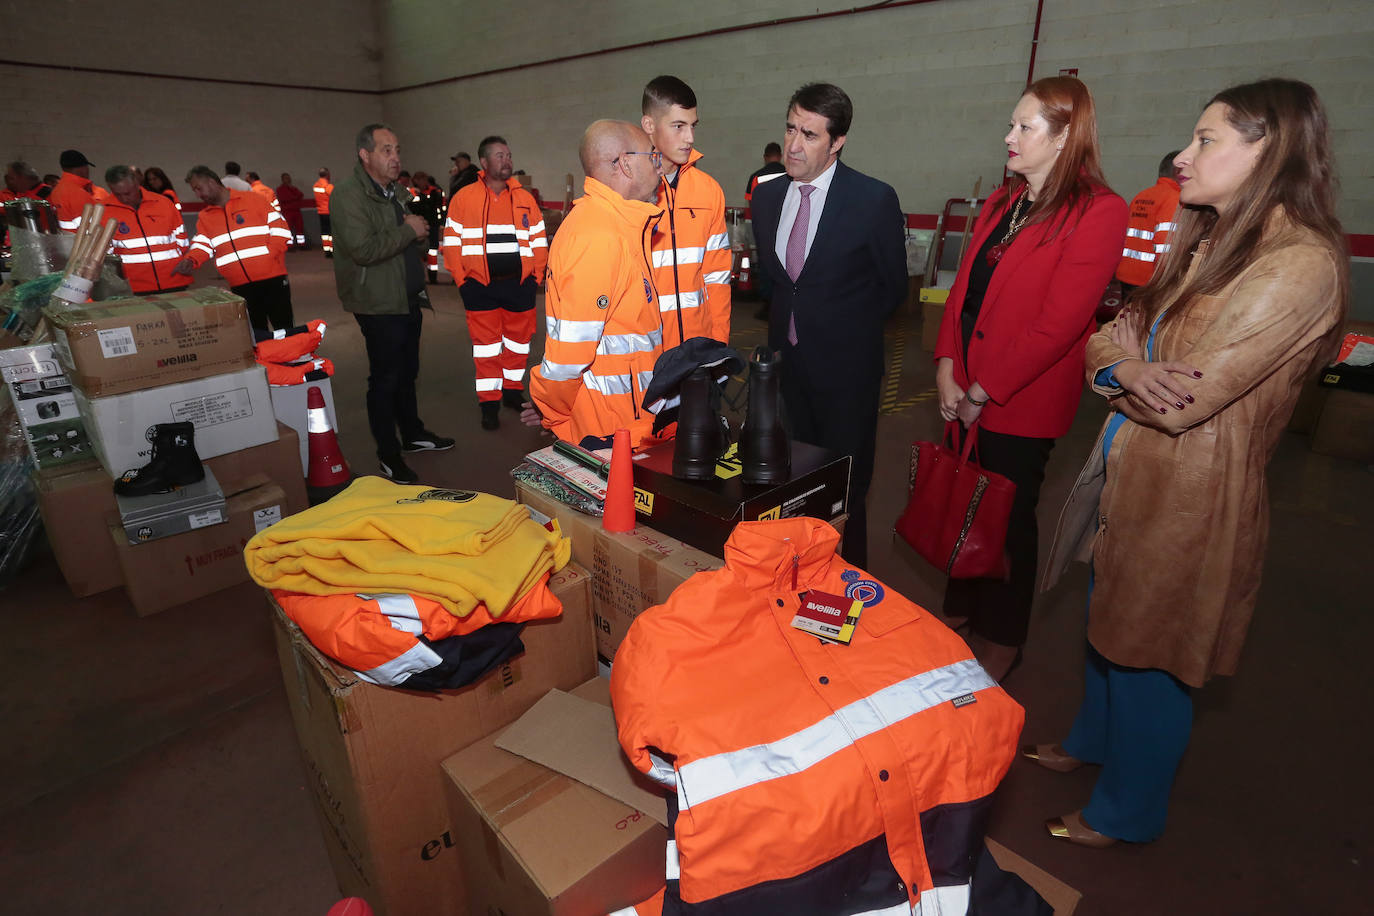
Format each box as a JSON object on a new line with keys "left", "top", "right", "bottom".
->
{"left": 332, "top": 123, "right": 454, "bottom": 483}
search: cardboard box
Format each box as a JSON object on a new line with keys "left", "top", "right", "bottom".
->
{"left": 442, "top": 680, "right": 669, "bottom": 916}
{"left": 275, "top": 563, "right": 596, "bottom": 916}
{"left": 629, "top": 440, "right": 850, "bottom": 557}
{"left": 270, "top": 377, "right": 340, "bottom": 474}
{"left": 112, "top": 475, "right": 286, "bottom": 616}
{"left": 75, "top": 364, "right": 278, "bottom": 477}
{"left": 1, "top": 342, "right": 94, "bottom": 468}
{"left": 115, "top": 467, "right": 226, "bottom": 545}
{"left": 985, "top": 838, "right": 1081, "bottom": 914}
{"left": 1311, "top": 388, "right": 1374, "bottom": 461}
{"left": 516, "top": 482, "right": 721, "bottom": 664}
{"left": 44, "top": 287, "right": 255, "bottom": 397}
{"left": 921, "top": 300, "right": 946, "bottom": 352}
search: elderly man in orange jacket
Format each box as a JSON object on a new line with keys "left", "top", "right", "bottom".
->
{"left": 174, "top": 165, "right": 295, "bottom": 330}
{"left": 103, "top": 165, "right": 191, "bottom": 294}
{"left": 525, "top": 120, "right": 665, "bottom": 450}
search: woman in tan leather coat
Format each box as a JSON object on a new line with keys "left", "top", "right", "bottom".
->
{"left": 1025, "top": 78, "right": 1349, "bottom": 847}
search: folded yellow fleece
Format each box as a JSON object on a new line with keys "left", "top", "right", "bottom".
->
{"left": 244, "top": 477, "right": 571, "bottom": 617}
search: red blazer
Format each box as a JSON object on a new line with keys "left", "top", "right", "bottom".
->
{"left": 935, "top": 183, "right": 1127, "bottom": 438}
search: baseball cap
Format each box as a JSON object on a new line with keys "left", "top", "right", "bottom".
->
{"left": 451, "top": 152, "right": 471, "bottom": 162}
{"left": 59, "top": 149, "right": 93, "bottom": 169}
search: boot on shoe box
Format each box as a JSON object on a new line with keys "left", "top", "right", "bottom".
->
{"left": 113, "top": 422, "right": 206, "bottom": 497}
{"left": 673, "top": 367, "right": 731, "bottom": 481}
{"left": 740, "top": 346, "right": 790, "bottom": 485}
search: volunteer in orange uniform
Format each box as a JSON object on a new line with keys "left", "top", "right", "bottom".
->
{"left": 1116, "top": 150, "right": 1182, "bottom": 295}
{"left": 641, "top": 76, "right": 732, "bottom": 349}
{"left": 442, "top": 135, "right": 548, "bottom": 431}
{"left": 102, "top": 165, "right": 191, "bottom": 294}
{"left": 313, "top": 167, "right": 335, "bottom": 257}
{"left": 526, "top": 120, "right": 664, "bottom": 449}
{"left": 49, "top": 149, "right": 97, "bottom": 233}
{"left": 247, "top": 171, "right": 280, "bottom": 210}
{"left": 175, "top": 165, "right": 295, "bottom": 330}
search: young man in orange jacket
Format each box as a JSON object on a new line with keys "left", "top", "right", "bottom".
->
{"left": 49, "top": 149, "right": 97, "bottom": 233}
{"left": 641, "top": 76, "right": 732, "bottom": 350}
{"left": 1116, "top": 150, "right": 1182, "bottom": 296}
{"left": 313, "top": 168, "right": 335, "bottom": 257}
{"left": 174, "top": 165, "right": 295, "bottom": 330}
{"left": 103, "top": 165, "right": 192, "bottom": 294}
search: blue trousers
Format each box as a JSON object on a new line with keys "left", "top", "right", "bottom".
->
{"left": 1061, "top": 642, "right": 1193, "bottom": 842}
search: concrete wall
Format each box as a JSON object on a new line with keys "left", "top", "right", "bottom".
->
{"left": 377, "top": 0, "right": 1374, "bottom": 233}
{"left": 0, "top": 0, "right": 383, "bottom": 195}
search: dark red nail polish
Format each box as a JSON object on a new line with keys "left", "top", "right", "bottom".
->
{"left": 1193, "top": 371, "right": 1203, "bottom": 378}
{"left": 1185, "top": 395, "right": 1194, "bottom": 403}
{"left": 1159, "top": 407, "right": 1167, "bottom": 414}
{"left": 1176, "top": 402, "right": 1184, "bottom": 409}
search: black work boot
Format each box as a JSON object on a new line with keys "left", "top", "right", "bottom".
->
{"left": 480, "top": 402, "right": 501, "bottom": 431}
{"left": 673, "top": 367, "right": 729, "bottom": 481}
{"left": 740, "top": 346, "right": 790, "bottom": 485}
{"left": 113, "top": 422, "right": 206, "bottom": 496}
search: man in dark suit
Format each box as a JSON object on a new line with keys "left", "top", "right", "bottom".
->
{"left": 751, "top": 83, "right": 907, "bottom": 567}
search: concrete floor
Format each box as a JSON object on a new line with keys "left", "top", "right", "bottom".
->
{"left": 3, "top": 250, "right": 1370, "bottom": 914}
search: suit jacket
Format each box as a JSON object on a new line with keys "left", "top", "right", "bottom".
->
{"left": 934, "top": 184, "right": 1128, "bottom": 438}
{"left": 752, "top": 160, "right": 907, "bottom": 385}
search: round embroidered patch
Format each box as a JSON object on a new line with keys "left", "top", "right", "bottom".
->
{"left": 596, "top": 295, "right": 609, "bottom": 309}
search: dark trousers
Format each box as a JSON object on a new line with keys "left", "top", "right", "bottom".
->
{"left": 942, "top": 427, "right": 1055, "bottom": 647}
{"left": 780, "top": 348, "right": 880, "bottom": 568}
{"left": 355, "top": 298, "right": 425, "bottom": 459}
{"left": 231, "top": 275, "right": 294, "bottom": 331}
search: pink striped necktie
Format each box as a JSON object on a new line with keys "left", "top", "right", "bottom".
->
{"left": 785, "top": 184, "right": 814, "bottom": 345}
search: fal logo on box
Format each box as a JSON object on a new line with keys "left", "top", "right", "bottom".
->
{"left": 137, "top": 525, "right": 154, "bottom": 541}
{"left": 841, "top": 569, "right": 885, "bottom": 607}
{"left": 157, "top": 353, "right": 198, "bottom": 368}
{"left": 633, "top": 487, "right": 654, "bottom": 514}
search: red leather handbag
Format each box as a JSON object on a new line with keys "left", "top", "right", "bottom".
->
{"left": 894, "top": 421, "right": 1016, "bottom": 579}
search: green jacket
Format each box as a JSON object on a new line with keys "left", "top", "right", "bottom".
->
{"left": 330, "top": 162, "right": 426, "bottom": 315}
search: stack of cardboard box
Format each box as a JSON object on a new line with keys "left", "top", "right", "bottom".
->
{"left": 31, "top": 288, "right": 306, "bottom": 614}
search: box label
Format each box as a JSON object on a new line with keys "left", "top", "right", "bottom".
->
{"left": 98, "top": 326, "right": 138, "bottom": 358}
{"left": 254, "top": 504, "right": 283, "bottom": 532}
{"left": 633, "top": 487, "right": 654, "bottom": 515}
{"left": 189, "top": 509, "right": 224, "bottom": 529}
{"left": 170, "top": 386, "right": 255, "bottom": 427}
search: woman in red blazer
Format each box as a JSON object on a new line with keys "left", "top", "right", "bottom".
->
{"left": 933, "top": 76, "right": 1127, "bottom": 680}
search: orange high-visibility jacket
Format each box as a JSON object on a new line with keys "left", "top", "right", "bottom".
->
{"left": 441, "top": 172, "right": 548, "bottom": 286}
{"left": 651, "top": 149, "right": 732, "bottom": 348}
{"left": 49, "top": 171, "right": 95, "bottom": 232}
{"left": 312, "top": 178, "right": 334, "bottom": 215}
{"left": 253, "top": 318, "right": 327, "bottom": 363}
{"left": 250, "top": 180, "right": 281, "bottom": 210}
{"left": 187, "top": 190, "right": 292, "bottom": 285}
{"left": 611, "top": 518, "right": 1024, "bottom": 915}
{"left": 1116, "top": 176, "right": 1180, "bottom": 287}
{"left": 529, "top": 177, "right": 664, "bottom": 448}
{"left": 104, "top": 188, "right": 191, "bottom": 294}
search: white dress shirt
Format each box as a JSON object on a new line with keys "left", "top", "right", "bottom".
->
{"left": 773, "top": 159, "right": 838, "bottom": 271}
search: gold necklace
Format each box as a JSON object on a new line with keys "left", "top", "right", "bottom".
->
{"left": 986, "top": 193, "right": 1031, "bottom": 265}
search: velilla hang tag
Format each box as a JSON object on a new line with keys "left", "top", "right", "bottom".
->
{"left": 791, "top": 590, "right": 863, "bottom": 645}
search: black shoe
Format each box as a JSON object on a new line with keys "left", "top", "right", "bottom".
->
{"left": 501, "top": 389, "right": 526, "bottom": 411}
{"left": 480, "top": 402, "right": 500, "bottom": 431}
{"left": 113, "top": 422, "right": 206, "bottom": 496}
{"left": 402, "top": 430, "right": 456, "bottom": 452}
{"left": 378, "top": 454, "right": 419, "bottom": 484}
{"left": 673, "top": 367, "right": 730, "bottom": 481}
{"left": 740, "top": 346, "right": 790, "bottom": 485}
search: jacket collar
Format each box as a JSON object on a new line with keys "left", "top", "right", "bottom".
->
{"left": 58, "top": 171, "right": 92, "bottom": 193}
{"left": 352, "top": 161, "right": 395, "bottom": 201}
{"left": 723, "top": 518, "right": 843, "bottom": 591}
{"left": 476, "top": 170, "right": 521, "bottom": 196}
{"left": 580, "top": 176, "right": 663, "bottom": 227}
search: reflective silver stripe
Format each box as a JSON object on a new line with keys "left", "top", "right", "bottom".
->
{"left": 676, "top": 659, "right": 994, "bottom": 809}
{"left": 444, "top": 218, "right": 463, "bottom": 232}
{"left": 918, "top": 883, "right": 969, "bottom": 915}
{"left": 269, "top": 227, "right": 294, "bottom": 240}
{"left": 59, "top": 216, "right": 82, "bottom": 230}
{"left": 652, "top": 246, "right": 705, "bottom": 267}
{"left": 583, "top": 369, "right": 654, "bottom": 397}
{"left": 191, "top": 241, "right": 213, "bottom": 256}
{"left": 852, "top": 902, "right": 912, "bottom": 916}
{"left": 754, "top": 171, "right": 785, "bottom": 187}
{"left": 1125, "top": 227, "right": 1154, "bottom": 240}
{"left": 547, "top": 316, "right": 604, "bottom": 343}
{"left": 117, "top": 250, "right": 183, "bottom": 264}
{"left": 644, "top": 393, "right": 679, "bottom": 415}
{"left": 665, "top": 839, "right": 680, "bottom": 880}
{"left": 355, "top": 641, "right": 443, "bottom": 686}
{"left": 659, "top": 290, "right": 702, "bottom": 312}
{"left": 472, "top": 342, "right": 502, "bottom": 358}
{"left": 461, "top": 245, "right": 485, "bottom": 255}
{"left": 705, "top": 231, "right": 729, "bottom": 251}
{"left": 703, "top": 269, "right": 732, "bottom": 286}
{"left": 528, "top": 220, "right": 546, "bottom": 234}
{"left": 518, "top": 245, "right": 533, "bottom": 258}
{"left": 1157, "top": 243, "right": 1172, "bottom": 253}
{"left": 538, "top": 360, "right": 585, "bottom": 381}
{"left": 529, "top": 237, "right": 548, "bottom": 248}
{"left": 115, "top": 232, "right": 180, "bottom": 246}
{"left": 372, "top": 594, "right": 423, "bottom": 635}
{"left": 502, "top": 367, "right": 525, "bottom": 381}
{"left": 216, "top": 245, "right": 271, "bottom": 267}
{"left": 1121, "top": 249, "right": 1156, "bottom": 262}
{"left": 485, "top": 241, "right": 519, "bottom": 254}
{"left": 475, "top": 377, "right": 503, "bottom": 391}
{"left": 647, "top": 750, "right": 676, "bottom": 787}
{"left": 607, "top": 908, "right": 639, "bottom": 916}
{"left": 460, "top": 227, "right": 482, "bottom": 239}
{"left": 428, "top": 249, "right": 439, "bottom": 257}
{"left": 487, "top": 222, "right": 517, "bottom": 234}
{"left": 307, "top": 405, "right": 331, "bottom": 433}
{"left": 598, "top": 328, "right": 662, "bottom": 356}
{"left": 502, "top": 336, "right": 531, "bottom": 354}
{"left": 1154, "top": 221, "right": 1177, "bottom": 233}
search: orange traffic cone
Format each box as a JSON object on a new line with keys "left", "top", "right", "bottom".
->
{"left": 306, "top": 385, "right": 352, "bottom": 502}
{"left": 602, "top": 428, "right": 635, "bottom": 532}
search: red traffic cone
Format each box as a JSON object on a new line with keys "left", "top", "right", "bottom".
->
{"left": 306, "top": 385, "right": 351, "bottom": 490}
{"left": 602, "top": 428, "right": 636, "bottom": 532}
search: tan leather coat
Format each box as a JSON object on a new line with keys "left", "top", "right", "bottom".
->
{"left": 1045, "top": 211, "right": 1344, "bottom": 687}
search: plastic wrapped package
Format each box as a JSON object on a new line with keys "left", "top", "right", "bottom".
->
{"left": 511, "top": 460, "right": 604, "bottom": 517}
{"left": 0, "top": 398, "right": 40, "bottom": 588}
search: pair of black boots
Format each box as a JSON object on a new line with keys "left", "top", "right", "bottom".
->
{"left": 674, "top": 346, "right": 789, "bottom": 485}
{"left": 113, "top": 422, "right": 205, "bottom": 497}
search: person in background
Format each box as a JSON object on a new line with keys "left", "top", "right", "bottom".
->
{"left": 1116, "top": 150, "right": 1183, "bottom": 298}
{"left": 745, "top": 141, "right": 786, "bottom": 203}
{"left": 2, "top": 161, "right": 51, "bottom": 201}
{"left": 246, "top": 171, "right": 280, "bottom": 210}
{"left": 49, "top": 149, "right": 97, "bottom": 232}
{"left": 222, "top": 161, "right": 252, "bottom": 191}
{"left": 409, "top": 171, "right": 446, "bottom": 284}
{"left": 932, "top": 76, "right": 1127, "bottom": 680}
{"left": 42, "top": 173, "right": 61, "bottom": 187}
{"left": 449, "top": 152, "right": 478, "bottom": 196}
{"left": 143, "top": 167, "right": 181, "bottom": 210}
{"left": 103, "top": 164, "right": 191, "bottom": 294}
{"left": 277, "top": 172, "right": 308, "bottom": 249}
{"left": 313, "top": 168, "right": 335, "bottom": 258}
{"left": 1028, "top": 78, "right": 1348, "bottom": 848}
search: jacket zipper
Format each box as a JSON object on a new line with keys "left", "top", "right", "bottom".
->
{"left": 662, "top": 178, "right": 685, "bottom": 344}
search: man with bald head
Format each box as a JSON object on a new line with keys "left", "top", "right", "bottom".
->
{"left": 526, "top": 120, "right": 665, "bottom": 449}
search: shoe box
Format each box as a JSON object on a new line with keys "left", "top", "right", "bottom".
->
{"left": 268, "top": 376, "right": 340, "bottom": 475}
{"left": 74, "top": 364, "right": 279, "bottom": 478}
{"left": 115, "top": 467, "right": 227, "bottom": 545}
{"left": 441, "top": 678, "right": 668, "bottom": 916}
{"left": 43, "top": 287, "right": 256, "bottom": 397}
{"left": 628, "top": 439, "right": 851, "bottom": 557}
{"left": 273, "top": 563, "right": 595, "bottom": 916}
{"left": 34, "top": 422, "right": 306, "bottom": 598}
{"left": 1, "top": 342, "right": 94, "bottom": 469}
